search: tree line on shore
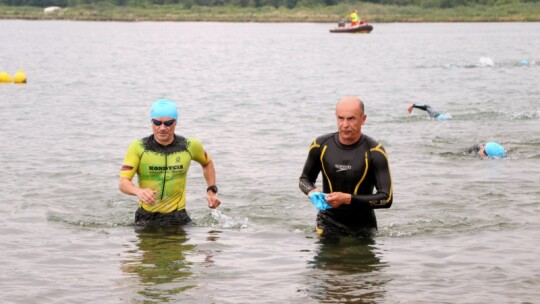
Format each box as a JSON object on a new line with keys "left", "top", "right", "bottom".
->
{"left": 1, "top": 0, "right": 537, "bottom": 10}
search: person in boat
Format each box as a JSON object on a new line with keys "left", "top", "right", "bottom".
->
{"left": 349, "top": 9, "right": 359, "bottom": 27}
{"left": 466, "top": 142, "right": 506, "bottom": 158}
{"left": 119, "top": 98, "right": 221, "bottom": 227}
{"left": 299, "top": 96, "right": 393, "bottom": 240}
{"left": 407, "top": 103, "right": 450, "bottom": 120}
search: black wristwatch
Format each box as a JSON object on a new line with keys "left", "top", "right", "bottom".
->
{"left": 207, "top": 185, "right": 218, "bottom": 194}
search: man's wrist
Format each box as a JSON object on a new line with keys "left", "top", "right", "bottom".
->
{"left": 207, "top": 185, "right": 218, "bottom": 194}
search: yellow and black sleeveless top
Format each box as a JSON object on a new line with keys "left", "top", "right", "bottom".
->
{"left": 120, "top": 135, "right": 210, "bottom": 213}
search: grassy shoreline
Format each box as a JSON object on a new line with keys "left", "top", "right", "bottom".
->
{"left": 2, "top": 3, "right": 540, "bottom": 23}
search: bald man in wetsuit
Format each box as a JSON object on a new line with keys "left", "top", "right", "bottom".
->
{"left": 299, "top": 96, "right": 393, "bottom": 239}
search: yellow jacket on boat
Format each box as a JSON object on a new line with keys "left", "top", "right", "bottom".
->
{"left": 349, "top": 12, "right": 359, "bottom": 25}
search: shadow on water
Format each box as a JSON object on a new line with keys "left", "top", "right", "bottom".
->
{"left": 120, "top": 226, "right": 198, "bottom": 302}
{"left": 304, "top": 237, "right": 388, "bottom": 304}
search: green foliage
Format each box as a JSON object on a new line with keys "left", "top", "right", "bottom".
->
{"left": 181, "top": 0, "right": 193, "bottom": 8}
{"left": 440, "top": 0, "right": 466, "bottom": 8}
{"left": 3, "top": 0, "right": 67, "bottom": 7}
{"left": 3, "top": 0, "right": 527, "bottom": 7}
{"left": 297, "top": 0, "right": 324, "bottom": 7}
{"left": 1, "top": 0, "right": 540, "bottom": 20}
{"left": 268, "top": 0, "right": 280, "bottom": 8}
{"left": 285, "top": 0, "right": 297, "bottom": 8}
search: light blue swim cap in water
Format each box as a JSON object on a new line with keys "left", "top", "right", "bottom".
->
{"left": 436, "top": 114, "right": 448, "bottom": 120}
{"left": 484, "top": 142, "right": 505, "bottom": 158}
{"left": 150, "top": 99, "right": 178, "bottom": 120}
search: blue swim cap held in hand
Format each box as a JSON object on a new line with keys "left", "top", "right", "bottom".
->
{"left": 309, "top": 192, "right": 332, "bottom": 211}
{"left": 150, "top": 99, "right": 178, "bottom": 120}
{"left": 484, "top": 142, "right": 505, "bottom": 158}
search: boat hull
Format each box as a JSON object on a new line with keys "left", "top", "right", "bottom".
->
{"left": 329, "top": 24, "right": 373, "bottom": 34}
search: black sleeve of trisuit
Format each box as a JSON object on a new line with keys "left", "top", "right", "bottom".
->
{"left": 466, "top": 144, "right": 481, "bottom": 154}
{"left": 350, "top": 147, "right": 393, "bottom": 209}
{"left": 298, "top": 142, "right": 322, "bottom": 195}
{"left": 413, "top": 104, "right": 429, "bottom": 111}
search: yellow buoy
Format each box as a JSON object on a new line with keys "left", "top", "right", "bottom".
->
{"left": 13, "top": 70, "right": 27, "bottom": 84}
{"left": 0, "top": 71, "right": 12, "bottom": 83}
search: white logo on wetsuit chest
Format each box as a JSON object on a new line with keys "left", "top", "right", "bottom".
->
{"left": 335, "top": 164, "right": 352, "bottom": 172}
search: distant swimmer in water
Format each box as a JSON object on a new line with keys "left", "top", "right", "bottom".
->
{"left": 299, "top": 96, "right": 393, "bottom": 240}
{"left": 407, "top": 103, "right": 450, "bottom": 120}
{"left": 467, "top": 141, "right": 506, "bottom": 158}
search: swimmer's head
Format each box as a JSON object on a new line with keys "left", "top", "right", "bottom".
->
{"left": 484, "top": 142, "right": 505, "bottom": 158}
{"left": 436, "top": 114, "right": 449, "bottom": 120}
{"left": 150, "top": 99, "right": 178, "bottom": 120}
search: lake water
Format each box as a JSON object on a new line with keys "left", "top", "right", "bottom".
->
{"left": 1, "top": 20, "right": 539, "bottom": 303}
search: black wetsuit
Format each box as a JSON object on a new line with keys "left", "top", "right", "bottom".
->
{"left": 299, "top": 133, "right": 393, "bottom": 238}
{"left": 465, "top": 144, "right": 481, "bottom": 154}
{"left": 412, "top": 104, "right": 441, "bottom": 119}
{"left": 466, "top": 144, "right": 482, "bottom": 156}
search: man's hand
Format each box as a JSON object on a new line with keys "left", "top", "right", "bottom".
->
{"left": 325, "top": 192, "right": 352, "bottom": 208}
{"left": 207, "top": 192, "right": 221, "bottom": 209}
{"left": 136, "top": 188, "right": 156, "bottom": 205}
{"left": 309, "top": 192, "right": 332, "bottom": 210}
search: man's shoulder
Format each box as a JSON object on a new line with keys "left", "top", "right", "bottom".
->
{"left": 128, "top": 137, "right": 145, "bottom": 148}
{"left": 314, "top": 132, "right": 337, "bottom": 144}
{"left": 184, "top": 136, "right": 200, "bottom": 143}
{"left": 184, "top": 136, "right": 203, "bottom": 148}
{"left": 171, "top": 135, "right": 191, "bottom": 152}
{"left": 362, "top": 134, "right": 380, "bottom": 147}
{"left": 362, "top": 135, "right": 390, "bottom": 161}
{"left": 140, "top": 135, "right": 150, "bottom": 143}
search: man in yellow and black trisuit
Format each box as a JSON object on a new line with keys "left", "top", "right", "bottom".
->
{"left": 119, "top": 99, "right": 221, "bottom": 227}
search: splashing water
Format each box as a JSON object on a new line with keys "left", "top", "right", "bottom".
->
{"left": 479, "top": 56, "right": 495, "bottom": 67}
{"left": 210, "top": 209, "right": 249, "bottom": 229}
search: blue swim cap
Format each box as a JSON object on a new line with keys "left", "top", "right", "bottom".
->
{"left": 436, "top": 114, "right": 448, "bottom": 120}
{"left": 484, "top": 142, "right": 505, "bottom": 158}
{"left": 150, "top": 99, "right": 178, "bottom": 120}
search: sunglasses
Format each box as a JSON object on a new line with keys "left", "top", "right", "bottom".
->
{"left": 151, "top": 119, "right": 176, "bottom": 127}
